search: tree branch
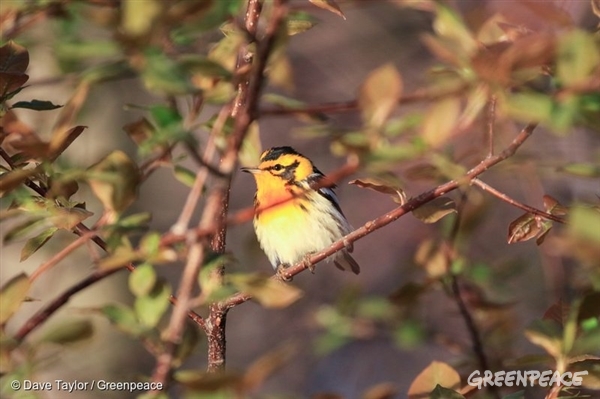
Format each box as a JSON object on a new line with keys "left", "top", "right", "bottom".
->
{"left": 471, "top": 178, "right": 566, "bottom": 224}
{"left": 259, "top": 84, "right": 468, "bottom": 117}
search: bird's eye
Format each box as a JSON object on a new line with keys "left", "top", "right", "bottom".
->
{"left": 272, "top": 164, "right": 283, "bottom": 171}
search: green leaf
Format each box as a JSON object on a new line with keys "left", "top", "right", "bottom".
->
{"left": 121, "top": 0, "right": 162, "bottom": 37}
{"left": 129, "top": 263, "right": 157, "bottom": 297}
{"left": 117, "top": 212, "right": 152, "bottom": 229}
{"left": 142, "top": 49, "right": 194, "bottom": 95}
{"left": 358, "top": 63, "right": 402, "bottom": 128}
{"left": 393, "top": 319, "right": 425, "bottom": 349}
{"left": 3, "top": 217, "right": 46, "bottom": 244}
{"left": 98, "top": 245, "right": 139, "bottom": 271}
{"left": 568, "top": 206, "right": 600, "bottom": 243}
{"left": 81, "top": 60, "right": 132, "bottom": 85}
{"left": 11, "top": 100, "right": 62, "bottom": 111}
{"left": 134, "top": 280, "right": 171, "bottom": 328}
{"left": 48, "top": 205, "right": 93, "bottom": 230}
{"left": 173, "top": 165, "right": 196, "bottom": 188}
{"left": 503, "top": 92, "right": 553, "bottom": 124}
{"left": 55, "top": 40, "right": 120, "bottom": 60}
{"left": 525, "top": 319, "right": 563, "bottom": 358}
{"left": 570, "top": 326, "right": 600, "bottom": 356}
{"left": 179, "top": 55, "right": 232, "bottom": 79}
{"left": 429, "top": 385, "right": 465, "bottom": 399}
{"left": 557, "top": 29, "right": 600, "bottom": 87}
{"left": 287, "top": 12, "right": 318, "bottom": 36}
{"left": 558, "top": 163, "right": 600, "bottom": 178}
{"left": 140, "top": 231, "right": 163, "bottom": 261}
{"left": 0, "top": 273, "right": 30, "bottom": 324}
{"left": 433, "top": 4, "right": 477, "bottom": 57}
{"left": 39, "top": 319, "right": 93, "bottom": 345}
{"left": 21, "top": 227, "right": 59, "bottom": 262}
{"left": 150, "top": 105, "right": 182, "bottom": 128}
{"left": 408, "top": 361, "right": 461, "bottom": 399}
{"left": 228, "top": 273, "right": 303, "bottom": 309}
{"left": 198, "top": 253, "right": 236, "bottom": 303}
{"left": 101, "top": 303, "right": 147, "bottom": 336}
{"left": 412, "top": 197, "right": 457, "bottom": 224}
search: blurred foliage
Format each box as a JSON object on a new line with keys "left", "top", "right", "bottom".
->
{"left": 1, "top": 0, "right": 599, "bottom": 398}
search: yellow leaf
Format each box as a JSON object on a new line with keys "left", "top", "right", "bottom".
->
{"left": 407, "top": 361, "right": 461, "bottom": 399}
{"left": 229, "top": 273, "right": 303, "bottom": 309}
{"left": 308, "top": 0, "right": 346, "bottom": 20}
{"left": 359, "top": 64, "right": 402, "bottom": 128}
{"left": 422, "top": 98, "right": 460, "bottom": 148}
{"left": 0, "top": 273, "right": 30, "bottom": 324}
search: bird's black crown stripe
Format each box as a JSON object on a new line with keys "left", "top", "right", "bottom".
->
{"left": 261, "top": 146, "right": 301, "bottom": 162}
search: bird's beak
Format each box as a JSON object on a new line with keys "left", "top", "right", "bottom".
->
{"left": 241, "top": 167, "right": 260, "bottom": 174}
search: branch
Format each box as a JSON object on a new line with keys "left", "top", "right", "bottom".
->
{"left": 471, "top": 178, "right": 566, "bottom": 224}
{"left": 445, "top": 192, "right": 499, "bottom": 399}
{"left": 259, "top": 84, "right": 468, "bottom": 117}
{"left": 218, "top": 123, "right": 538, "bottom": 310}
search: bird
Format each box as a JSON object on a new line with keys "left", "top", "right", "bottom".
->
{"left": 242, "top": 146, "right": 360, "bottom": 276}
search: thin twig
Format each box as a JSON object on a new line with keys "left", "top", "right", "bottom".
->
{"left": 471, "top": 178, "right": 566, "bottom": 224}
{"left": 170, "top": 105, "right": 228, "bottom": 235}
{"left": 446, "top": 191, "right": 499, "bottom": 399}
{"left": 259, "top": 84, "right": 469, "bottom": 117}
{"left": 487, "top": 95, "right": 496, "bottom": 157}
{"left": 30, "top": 230, "right": 96, "bottom": 281}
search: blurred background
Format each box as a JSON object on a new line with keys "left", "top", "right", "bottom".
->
{"left": 1, "top": 1, "right": 599, "bottom": 398}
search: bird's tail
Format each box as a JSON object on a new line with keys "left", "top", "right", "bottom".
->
{"left": 333, "top": 251, "right": 360, "bottom": 274}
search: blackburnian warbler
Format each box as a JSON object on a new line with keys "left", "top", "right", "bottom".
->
{"left": 242, "top": 146, "right": 360, "bottom": 275}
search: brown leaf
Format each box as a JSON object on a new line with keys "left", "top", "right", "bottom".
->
{"left": 593, "top": 0, "right": 600, "bottom": 18}
{"left": 498, "top": 32, "right": 555, "bottom": 78}
{"left": 48, "top": 125, "right": 86, "bottom": 162}
{"left": 407, "top": 361, "right": 461, "bottom": 399}
{"left": 123, "top": 117, "right": 155, "bottom": 146}
{"left": 542, "top": 195, "right": 568, "bottom": 216}
{"left": 349, "top": 177, "right": 406, "bottom": 204}
{"left": 50, "top": 82, "right": 90, "bottom": 152}
{"left": 542, "top": 299, "right": 568, "bottom": 328}
{"left": 0, "top": 168, "right": 37, "bottom": 195}
{"left": 308, "top": 0, "right": 346, "bottom": 20}
{"left": 507, "top": 213, "right": 546, "bottom": 244}
{"left": 0, "top": 41, "right": 29, "bottom": 74}
{"left": 520, "top": 0, "right": 574, "bottom": 28}
{"left": 0, "top": 42, "right": 29, "bottom": 97}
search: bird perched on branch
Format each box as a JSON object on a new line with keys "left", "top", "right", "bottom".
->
{"left": 242, "top": 146, "right": 360, "bottom": 277}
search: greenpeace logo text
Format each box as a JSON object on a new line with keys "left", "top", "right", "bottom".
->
{"left": 468, "top": 370, "right": 588, "bottom": 389}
